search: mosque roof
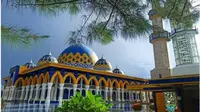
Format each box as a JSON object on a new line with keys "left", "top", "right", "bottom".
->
{"left": 94, "top": 56, "right": 112, "bottom": 71}
{"left": 23, "top": 60, "right": 36, "bottom": 68}
{"left": 37, "top": 52, "right": 58, "bottom": 65}
{"left": 113, "top": 67, "right": 124, "bottom": 74}
{"left": 58, "top": 43, "right": 98, "bottom": 68}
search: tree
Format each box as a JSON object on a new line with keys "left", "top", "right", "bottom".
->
{"left": 5, "top": 0, "right": 200, "bottom": 45}
{"left": 55, "top": 91, "right": 113, "bottom": 112}
{"left": 1, "top": 25, "right": 49, "bottom": 47}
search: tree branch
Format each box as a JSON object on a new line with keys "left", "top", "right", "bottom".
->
{"left": 167, "top": 0, "right": 177, "bottom": 17}
{"left": 180, "top": 0, "right": 188, "bottom": 20}
{"left": 17, "top": 0, "right": 90, "bottom": 6}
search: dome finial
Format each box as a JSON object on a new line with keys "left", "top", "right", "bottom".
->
{"left": 116, "top": 65, "right": 118, "bottom": 69}
{"left": 101, "top": 54, "right": 104, "bottom": 59}
{"left": 48, "top": 52, "right": 52, "bottom": 55}
{"left": 30, "top": 58, "right": 33, "bottom": 63}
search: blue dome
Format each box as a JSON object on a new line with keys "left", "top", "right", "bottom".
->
{"left": 24, "top": 60, "right": 36, "bottom": 68}
{"left": 113, "top": 67, "right": 124, "bottom": 74}
{"left": 58, "top": 44, "right": 98, "bottom": 68}
{"left": 38, "top": 52, "right": 58, "bottom": 65}
{"left": 94, "top": 56, "right": 112, "bottom": 71}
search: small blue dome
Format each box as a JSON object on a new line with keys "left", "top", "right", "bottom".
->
{"left": 24, "top": 60, "right": 36, "bottom": 68}
{"left": 113, "top": 67, "right": 124, "bottom": 74}
{"left": 38, "top": 52, "right": 58, "bottom": 65}
{"left": 94, "top": 56, "right": 112, "bottom": 71}
{"left": 58, "top": 44, "right": 98, "bottom": 68}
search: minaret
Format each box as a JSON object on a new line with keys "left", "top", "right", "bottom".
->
{"left": 148, "top": 8, "right": 172, "bottom": 79}
{"left": 170, "top": 28, "right": 200, "bottom": 75}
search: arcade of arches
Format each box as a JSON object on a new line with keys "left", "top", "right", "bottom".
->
{"left": 2, "top": 72, "right": 152, "bottom": 106}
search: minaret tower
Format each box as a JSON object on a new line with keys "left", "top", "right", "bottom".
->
{"left": 148, "top": 8, "right": 172, "bottom": 79}
{"left": 170, "top": 28, "right": 200, "bottom": 75}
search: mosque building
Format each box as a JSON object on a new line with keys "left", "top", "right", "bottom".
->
{"left": 2, "top": 43, "right": 152, "bottom": 110}
{"left": 2, "top": 7, "right": 200, "bottom": 112}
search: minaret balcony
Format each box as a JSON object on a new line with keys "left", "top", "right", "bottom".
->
{"left": 149, "top": 31, "right": 170, "bottom": 43}
{"left": 169, "top": 28, "right": 198, "bottom": 37}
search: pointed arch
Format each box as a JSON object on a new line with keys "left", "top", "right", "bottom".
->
{"left": 38, "top": 73, "right": 45, "bottom": 84}
{"left": 122, "top": 81, "right": 129, "bottom": 89}
{"left": 24, "top": 77, "right": 29, "bottom": 85}
{"left": 63, "top": 72, "right": 77, "bottom": 84}
{"left": 130, "top": 81, "right": 135, "bottom": 85}
{"left": 111, "top": 79, "right": 120, "bottom": 88}
{"left": 119, "top": 80, "right": 123, "bottom": 88}
{"left": 76, "top": 74, "right": 89, "bottom": 85}
{"left": 44, "top": 72, "right": 50, "bottom": 83}
{"left": 27, "top": 76, "right": 33, "bottom": 85}
{"left": 98, "top": 77, "right": 108, "bottom": 87}
{"left": 107, "top": 78, "right": 112, "bottom": 87}
{"left": 88, "top": 76, "right": 99, "bottom": 86}
{"left": 31, "top": 75, "right": 38, "bottom": 85}
{"left": 14, "top": 77, "right": 25, "bottom": 86}
{"left": 50, "top": 71, "right": 64, "bottom": 83}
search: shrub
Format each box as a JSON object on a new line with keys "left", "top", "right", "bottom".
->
{"left": 55, "top": 91, "right": 113, "bottom": 112}
{"left": 132, "top": 103, "right": 142, "bottom": 111}
{"left": 149, "top": 104, "right": 155, "bottom": 110}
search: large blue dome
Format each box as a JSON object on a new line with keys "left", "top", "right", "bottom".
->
{"left": 58, "top": 44, "right": 98, "bottom": 68}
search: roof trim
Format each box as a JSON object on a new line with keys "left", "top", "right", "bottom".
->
{"left": 19, "top": 63, "right": 147, "bottom": 81}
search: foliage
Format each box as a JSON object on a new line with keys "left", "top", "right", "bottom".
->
{"left": 55, "top": 91, "right": 113, "bottom": 112}
{"left": 149, "top": 104, "right": 155, "bottom": 110}
{"left": 5, "top": 0, "right": 200, "bottom": 45}
{"left": 151, "top": 0, "right": 200, "bottom": 28}
{"left": 6, "top": 0, "right": 152, "bottom": 45}
{"left": 1, "top": 25, "right": 49, "bottom": 47}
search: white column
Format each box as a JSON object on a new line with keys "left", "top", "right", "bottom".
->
{"left": 53, "top": 78, "right": 58, "bottom": 101}
{"left": 85, "top": 85, "right": 89, "bottom": 91}
{"left": 34, "top": 84, "right": 40, "bottom": 101}
{"left": 58, "top": 83, "right": 64, "bottom": 106}
{"left": 45, "top": 83, "right": 53, "bottom": 104}
{"left": 95, "top": 86, "right": 99, "bottom": 95}
{"left": 7, "top": 86, "right": 12, "bottom": 100}
{"left": 105, "top": 87, "right": 108, "bottom": 101}
{"left": 121, "top": 88, "right": 124, "bottom": 102}
{"left": 117, "top": 88, "right": 121, "bottom": 102}
{"left": 3, "top": 87, "right": 7, "bottom": 100}
{"left": 24, "top": 86, "right": 29, "bottom": 100}
{"left": 10, "top": 86, "right": 16, "bottom": 100}
{"left": 29, "top": 85, "right": 35, "bottom": 100}
{"left": 20, "top": 86, "right": 25, "bottom": 100}
{"left": 53, "top": 85, "right": 58, "bottom": 101}
{"left": 136, "top": 91, "right": 139, "bottom": 100}
{"left": 40, "top": 83, "right": 47, "bottom": 101}
{"left": 149, "top": 92, "right": 152, "bottom": 99}
{"left": 129, "top": 91, "right": 132, "bottom": 101}
{"left": 73, "top": 84, "right": 77, "bottom": 96}
{"left": 6, "top": 87, "right": 10, "bottom": 100}
{"left": 109, "top": 88, "right": 113, "bottom": 101}
{"left": 2, "top": 88, "right": 5, "bottom": 99}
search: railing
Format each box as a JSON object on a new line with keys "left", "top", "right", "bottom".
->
{"left": 2, "top": 102, "right": 152, "bottom": 112}
{"left": 2, "top": 104, "right": 58, "bottom": 112}
{"left": 149, "top": 31, "right": 169, "bottom": 43}
{"left": 169, "top": 28, "right": 198, "bottom": 37}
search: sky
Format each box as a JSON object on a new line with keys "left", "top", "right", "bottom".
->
{"left": 1, "top": 3, "right": 200, "bottom": 80}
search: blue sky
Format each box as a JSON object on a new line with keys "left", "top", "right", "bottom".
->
{"left": 2, "top": 3, "right": 200, "bottom": 80}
